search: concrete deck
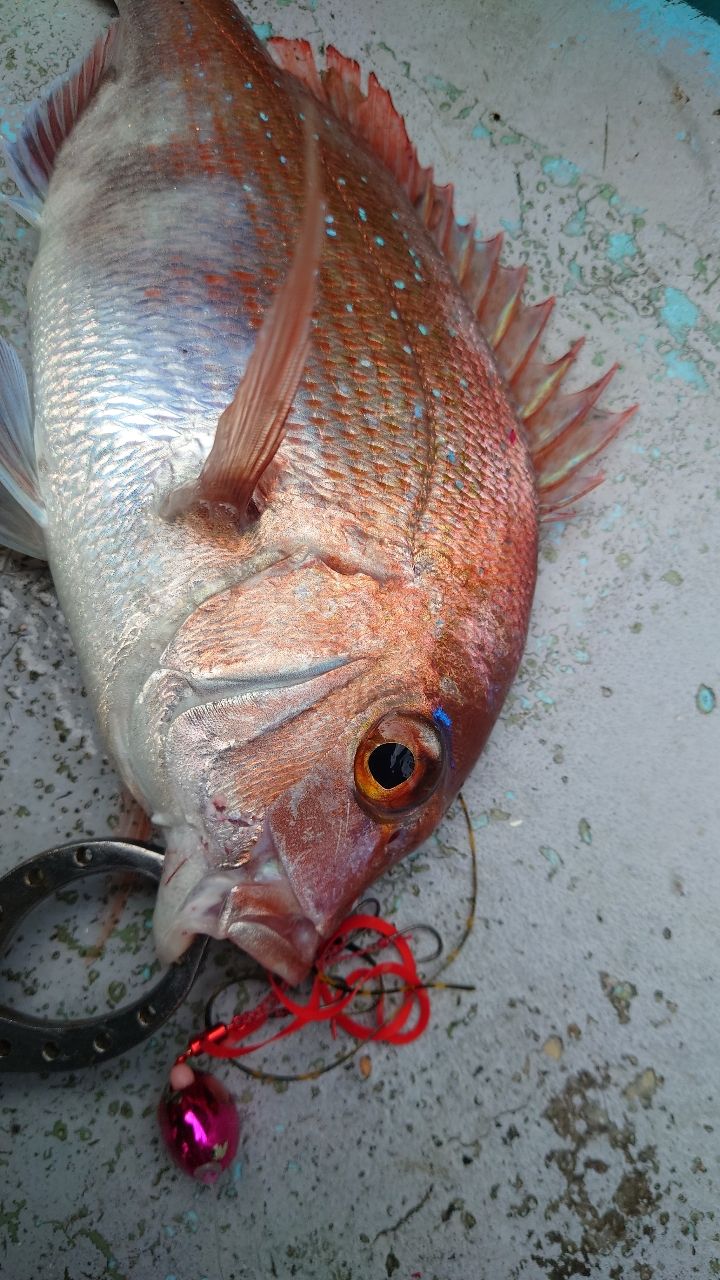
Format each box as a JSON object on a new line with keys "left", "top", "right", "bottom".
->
{"left": 0, "top": 1, "right": 718, "bottom": 1276}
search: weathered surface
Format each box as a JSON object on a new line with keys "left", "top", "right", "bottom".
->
{"left": 0, "top": 0, "right": 718, "bottom": 1276}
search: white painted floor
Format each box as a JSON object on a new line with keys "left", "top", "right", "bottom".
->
{"left": 0, "top": 1, "right": 718, "bottom": 1276}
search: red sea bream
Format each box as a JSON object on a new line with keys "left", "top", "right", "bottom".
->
{"left": 0, "top": 0, "right": 634, "bottom": 982}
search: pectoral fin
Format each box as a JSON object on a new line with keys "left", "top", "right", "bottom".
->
{"left": 0, "top": 339, "right": 46, "bottom": 558}
{"left": 164, "top": 112, "right": 324, "bottom": 524}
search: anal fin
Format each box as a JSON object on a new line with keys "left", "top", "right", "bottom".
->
{"left": 0, "top": 339, "right": 47, "bottom": 558}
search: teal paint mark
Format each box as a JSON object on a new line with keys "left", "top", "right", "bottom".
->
{"left": 676, "top": 129, "right": 687, "bottom": 141}
{"left": 252, "top": 20, "right": 273, "bottom": 40}
{"left": 607, "top": 0, "right": 720, "bottom": 78}
{"left": 661, "top": 287, "right": 699, "bottom": 343}
{"left": 696, "top": 684, "right": 716, "bottom": 714}
{"left": 537, "top": 691, "right": 555, "bottom": 706}
{"left": 607, "top": 232, "right": 638, "bottom": 262}
{"left": 0, "top": 120, "right": 16, "bottom": 143}
{"left": 500, "top": 217, "right": 522, "bottom": 236}
{"left": 540, "top": 846, "right": 563, "bottom": 877}
{"left": 541, "top": 155, "right": 581, "bottom": 187}
{"left": 472, "top": 813, "right": 489, "bottom": 829}
{"left": 663, "top": 350, "right": 707, "bottom": 390}
{"left": 574, "top": 649, "right": 590, "bottom": 664}
{"left": 601, "top": 502, "right": 624, "bottom": 531}
{"left": 425, "top": 74, "right": 465, "bottom": 104}
{"left": 472, "top": 122, "right": 490, "bottom": 139}
{"left": 563, "top": 207, "right": 586, "bottom": 237}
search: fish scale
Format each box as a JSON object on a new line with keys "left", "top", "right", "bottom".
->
{"left": 0, "top": 0, "right": 632, "bottom": 982}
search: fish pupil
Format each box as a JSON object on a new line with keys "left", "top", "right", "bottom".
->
{"left": 368, "top": 742, "right": 416, "bottom": 789}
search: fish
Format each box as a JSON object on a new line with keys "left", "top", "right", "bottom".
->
{"left": 0, "top": 0, "right": 635, "bottom": 984}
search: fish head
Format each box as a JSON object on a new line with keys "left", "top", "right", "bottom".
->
{"left": 145, "top": 555, "right": 511, "bottom": 982}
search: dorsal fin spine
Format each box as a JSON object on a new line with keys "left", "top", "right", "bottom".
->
{"left": 267, "top": 35, "right": 636, "bottom": 519}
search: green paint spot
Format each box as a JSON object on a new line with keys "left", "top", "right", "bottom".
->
{"left": 425, "top": 74, "right": 464, "bottom": 103}
{"left": 696, "top": 684, "right": 716, "bottom": 714}
{"left": 52, "top": 1120, "right": 68, "bottom": 1140}
{"left": 630, "top": 621, "right": 643, "bottom": 633}
{"left": 600, "top": 972, "right": 638, "bottom": 1024}
{"left": 107, "top": 980, "right": 127, "bottom": 1007}
{"left": 661, "top": 569, "right": 683, "bottom": 586}
{"left": 541, "top": 155, "right": 581, "bottom": 187}
{"left": 578, "top": 818, "right": 592, "bottom": 845}
{"left": 0, "top": 1201, "right": 26, "bottom": 1245}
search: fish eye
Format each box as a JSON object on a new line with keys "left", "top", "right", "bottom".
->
{"left": 354, "top": 712, "right": 445, "bottom": 815}
{"left": 367, "top": 742, "right": 416, "bottom": 789}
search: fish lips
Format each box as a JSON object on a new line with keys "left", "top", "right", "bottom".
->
{"left": 154, "top": 822, "right": 321, "bottom": 985}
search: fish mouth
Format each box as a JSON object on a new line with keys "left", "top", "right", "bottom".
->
{"left": 154, "top": 823, "right": 321, "bottom": 985}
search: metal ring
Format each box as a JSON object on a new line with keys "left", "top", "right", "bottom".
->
{"left": 0, "top": 840, "right": 207, "bottom": 1073}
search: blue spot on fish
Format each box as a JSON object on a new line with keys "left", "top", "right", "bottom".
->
{"left": 337, "top": 176, "right": 346, "bottom": 186}
{"left": 252, "top": 21, "right": 273, "bottom": 40}
{"left": 279, "top": 155, "right": 287, "bottom": 165}
{"left": 403, "top": 344, "right": 412, "bottom": 355}
{"left": 418, "top": 323, "right": 428, "bottom": 336}
{"left": 244, "top": 81, "right": 253, "bottom": 90}
{"left": 433, "top": 707, "right": 452, "bottom": 729}
{"left": 326, "top": 228, "right": 337, "bottom": 237}
{"left": 358, "top": 207, "right": 367, "bottom": 221}
{"left": 391, "top": 210, "right": 400, "bottom": 220}
{"left": 394, "top": 280, "right": 406, "bottom": 290}
{"left": 346, "top": 303, "right": 353, "bottom": 312}
{"left": 325, "top": 214, "right": 334, "bottom": 223}
{"left": 459, "top": 377, "right": 468, "bottom": 389}
{"left": 259, "top": 111, "right": 269, "bottom": 122}
{"left": 375, "top": 236, "right": 385, "bottom": 247}
{"left": 414, "top": 403, "right": 423, "bottom": 419}
{"left": 447, "top": 448, "right": 456, "bottom": 463}
{"left": 390, "top": 308, "right": 399, "bottom": 320}
{"left": 431, "top": 388, "right": 441, "bottom": 399}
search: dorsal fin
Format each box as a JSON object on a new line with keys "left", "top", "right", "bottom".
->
{"left": 1, "top": 23, "right": 117, "bottom": 213}
{"left": 268, "top": 37, "right": 637, "bottom": 518}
